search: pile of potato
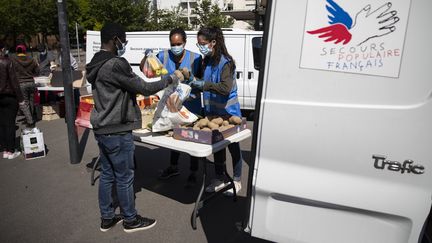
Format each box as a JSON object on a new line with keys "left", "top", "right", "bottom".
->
{"left": 190, "top": 116, "right": 243, "bottom": 132}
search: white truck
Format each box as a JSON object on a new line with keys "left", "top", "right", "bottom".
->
{"left": 85, "top": 29, "right": 262, "bottom": 111}
{"left": 246, "top": 0, "right": 432, "bottom": 242}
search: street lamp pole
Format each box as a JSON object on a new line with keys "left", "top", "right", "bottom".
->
{"left": 56, "top": 0, "right": 80, "bottom": 164}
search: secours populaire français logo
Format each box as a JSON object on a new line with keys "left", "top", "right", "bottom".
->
{"left": 300, "top": 0, "right": 411, "bottom": 78}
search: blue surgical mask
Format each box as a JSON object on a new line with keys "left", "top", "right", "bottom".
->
{"left": 197, "top": 43, "right": 212, "bottom": 56}
{"left": 116, "top": 37, "right": 127, "bottom": 57}
{"left": 171, "top": 45, "right": 184, "bottom": 56}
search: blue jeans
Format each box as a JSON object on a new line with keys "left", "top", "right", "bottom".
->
{"left": 95, "top": 132, "right": 137, "bottom": 221}
{"left": 214, "top": 142, "right": 243, "bottom": 181}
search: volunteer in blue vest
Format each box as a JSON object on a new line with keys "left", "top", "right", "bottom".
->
{"left": 189, "top": 26, "right": 243, "bottom": 196}
{"left": 156, "top": 28, "right": 203, "bottom": 186}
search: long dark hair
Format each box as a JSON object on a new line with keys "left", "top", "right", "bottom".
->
{"left": 198, "top": 27, "right": 235, "bottom": 72}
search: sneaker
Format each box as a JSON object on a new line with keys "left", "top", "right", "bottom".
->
{"left": 3, "top": 152, "right": 11, "bottom": 159}
{"left": 184, "top": 172, "right": 197, "bottom": 188}
{"left": 123, "top": 215, "right": 157, "bottom": 233}
{"left": 205, "top": 179, "right": 226, "bottom": 193}
{"left": 223, "top": 181, "right": 242, "bottom": 196}
{"left": 8, "top": 151, "right": 21, "bottom": 159}
{"left": 158, "top": 166, "right": 180, "bottom": 180}
{"left": 100, "top": 215, "right": 123, "bottom": 232}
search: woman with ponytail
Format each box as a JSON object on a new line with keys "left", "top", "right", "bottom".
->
{"left": 189, "top": 26, "right": 243, "bottom": 196}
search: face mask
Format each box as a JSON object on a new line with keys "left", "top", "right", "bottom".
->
{"left": 171, "top": 45, "right": 184, "bottom": 56}
{"left": 116, "top": 37, "right": 127, "bottom": 57}
{"left": 198, "top": 43, "right": 212, "bottom": 56}
{"left": 40, "top": 50, "right": 47, "bottom": 55}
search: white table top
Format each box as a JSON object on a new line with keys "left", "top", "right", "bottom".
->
{"left": 37, "top": 86, "right": 65, "bottom": 91}
{"left": 133, "top": 129, "right": 252, "bottom": 157}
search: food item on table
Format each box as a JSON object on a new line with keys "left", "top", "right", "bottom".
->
{"left": 201, "top": 127, "right": 211, "bottom": 132}
{"left": 196, "top": 117, "right": 209, "bottom": 128}
{"left": 207, "top": 121, "right": 219, "bottom": 130}
{"left": 229, "top": 116, "right": 242, "bottom": 125}
{"left": 222, "top": 120, "right": 229, "bottom": 126}
{"left": 219, "top": 124, "right": 234, "bottom": 132}
{"left": 211, "top": 117, "right": 223, "bottom": 126}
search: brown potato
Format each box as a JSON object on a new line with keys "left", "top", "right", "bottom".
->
{"left": 193, "top": 125, "right": 201, "bottom": 130}
{"left": 202, "top": 127, "right": 211, "bottom": 132}
{"left": 229, "top": 116, "right": 242, "bottom": 125}
{"left": 197, "top": 118, "right": 209, "bottom": 128}
{"left": 207, "top": 121, "right": 219, "bottom": 130}
{"left": 219, "top": 124, "right": 234, "bottom": 132}
{"left": 222, "top": 120, "right": 229, "bottom": 126}
{"left": 211, "top": 117, "right": 224, "bottom": 126}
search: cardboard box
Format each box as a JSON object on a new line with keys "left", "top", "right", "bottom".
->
{"left": 42, "top": 103, "right": 60, "bottom": 121}
{"left": 172, "top": 118, "right": 247, "bottom": 144}
{"left": 137, "top": 95, "right": 159, "bottom": 109}
{"left": 21, "top": 129, "right": 46, "bottom": 160}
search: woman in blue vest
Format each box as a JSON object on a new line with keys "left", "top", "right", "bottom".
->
{"left": 157, "top": 28, "right": 203, "bottom": 186}
{"left": 189, "top": 27, "right": 243, "bottom": 196}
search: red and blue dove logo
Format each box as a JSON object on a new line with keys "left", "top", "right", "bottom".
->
{"left": 307, "top": 0, "right": 400, "bottom": 46}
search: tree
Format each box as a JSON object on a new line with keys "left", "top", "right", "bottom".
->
{"left": 88, "top": 0, "right": 153, "bottom": 31}
{"left": 193, "top": 0, "right": 234, "bottom": 29}
{"left": 155, "top": 7, "right": 189, "bottom": 31}
{"left": 0, "top": 0, "right": 83, "bottom": 46}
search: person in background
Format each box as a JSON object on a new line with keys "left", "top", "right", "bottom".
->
{"left": 54, "top": 43, "right": 78, "bottom": 71}
{"left": 11, "top": 44, "right": 39, "bottom": 127}
{"left": 189, "top": 26, "right": 244, "bottom": 196}
{"left": 52, "top": 43, "right": 81, "bottom": 110}
{"left": 36, "top": 43, "right": 56, "bottom": 77}
{"left": 86, "top": 22, "right": 181, "bottom": 233}
{"left": 155, "top": 28, "right": 203, "bottom": 186}
{"left": 0, "top": 41, "right": 24, "bottom": 159}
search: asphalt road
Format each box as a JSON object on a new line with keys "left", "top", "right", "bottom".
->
{"left": 0, "top": 116, "right": 272, "bottom": 243}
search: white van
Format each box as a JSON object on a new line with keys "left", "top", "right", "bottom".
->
{"left": 85, "top": 30, "right": 262, "bottom": 111}
{"left": 246, "top": 0, "right": 432, "bottom": 242}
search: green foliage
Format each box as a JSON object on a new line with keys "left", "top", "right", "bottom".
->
{"left": 0, "top": 0, "right": 234, "bottom": 45}
{"left": 88, "top": 0, "right": 153, "bottom": 31}
{"left": 193, "top": 0, "right": 234, "bottom": 29}
{"left": 155, "top": 7, "right": 189, "bottom": 31}
{"left": 0, "top": 0, "right": 85, "bottom": 42}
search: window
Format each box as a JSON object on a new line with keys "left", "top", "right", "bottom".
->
{"left": 252, "top": 37, "right": 262, "bottom": 70}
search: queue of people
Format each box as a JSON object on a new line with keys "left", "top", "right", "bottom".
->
{"left": 0, "top": 40, "right": 81, "bottom": 160}
{"left": 87, "top": 22, "right": 245, "bottom": 233}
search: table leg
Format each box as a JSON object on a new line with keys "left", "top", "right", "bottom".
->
{"left": 90, "top": 156, "right": 100, "bottom": 186}
{"left": 191, "top": 157, "right": 206, "bottom": 230}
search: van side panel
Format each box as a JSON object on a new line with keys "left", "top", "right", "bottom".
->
{"left": 250, "top": 0, "right": 432, "bottom": 242}
{"left": 85, "top": 30, "right": 263, "bottom": 111}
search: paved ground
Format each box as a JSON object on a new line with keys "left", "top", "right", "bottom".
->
{"left": 0, "top": 115, "right": 271, "bottom": 243}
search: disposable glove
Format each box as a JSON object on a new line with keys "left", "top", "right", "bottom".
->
{"left": 189, "top": 80, "right": 205, "bottom": 91}
{"left": 180, "top": 67, "right": 194, "bottom": 84}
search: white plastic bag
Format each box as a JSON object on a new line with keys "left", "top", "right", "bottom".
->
{"left": 152, "top": 83, "right": 198, "bottom": 132}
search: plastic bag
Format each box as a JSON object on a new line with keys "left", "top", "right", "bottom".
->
{"left": 152, "top": 83, "right": 198, "bottom": 132}
{"left": 142, "top": 52, "right": 168, "bottom": 79}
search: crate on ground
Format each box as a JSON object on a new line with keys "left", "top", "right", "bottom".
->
{"left": 21, "top": 128, "right": 46, "bottom": 160}
{"left": 42, "top": 103, "right": 60, "bottom": 121}
{"left": 136, "top": 95, "right": 159, "bottom": 109}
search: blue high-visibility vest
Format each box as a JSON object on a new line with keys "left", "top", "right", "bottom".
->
{"left": 157, "top": 49, "right": 202, "bottom": 115}
{"left": 202, "top": 55, "right": 241, "bottom": 117}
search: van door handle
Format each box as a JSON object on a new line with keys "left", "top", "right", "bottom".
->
{"left": 236, "top": 71, "right": 242, "bottom": 79}
{"left": 248, "top": 71, "right": 253, "bottom": 80}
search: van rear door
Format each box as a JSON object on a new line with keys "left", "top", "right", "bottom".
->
{"left": 247, "top": 0, "right": 432, "bottom": 242}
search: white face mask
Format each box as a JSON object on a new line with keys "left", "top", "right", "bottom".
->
{"left": 116, "top": 37, "right": 127, "bottom": 57}
{"left": 197, "top": 43, "right": 212, "bottom": 56}
{"left": 171, "top": 45, "right": 184, "bottom": 56}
